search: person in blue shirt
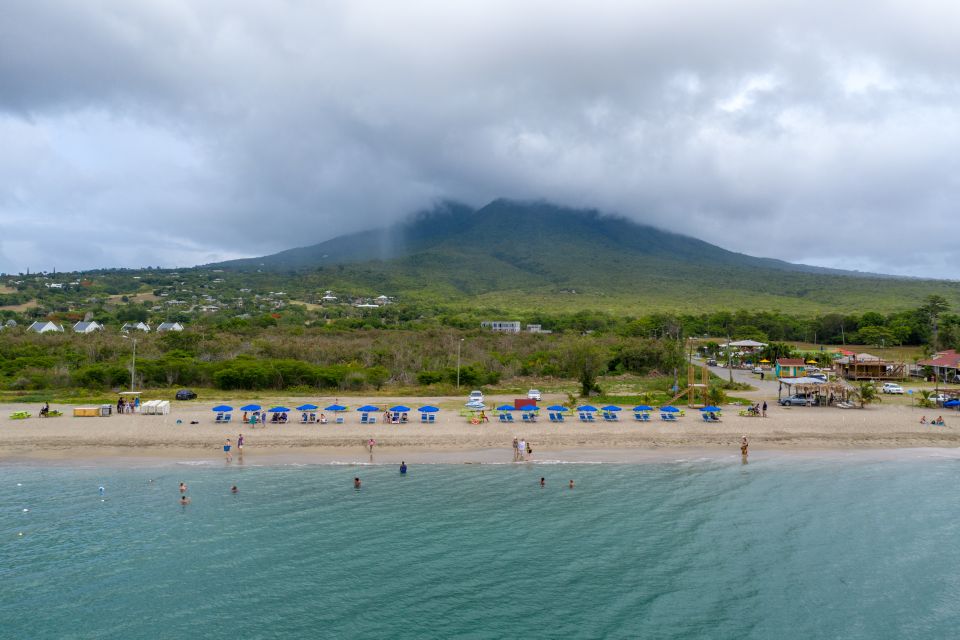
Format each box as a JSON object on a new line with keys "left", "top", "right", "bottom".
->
{"left": 399, "top": 461, "right": 407, "bottom": 475}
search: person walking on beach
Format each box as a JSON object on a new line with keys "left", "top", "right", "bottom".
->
{"left": 761, "top": 401, "right": 768, "bottom": 417}
{"left": 237, "top": 433, "right": 244, "bottom": 453}
{"left": 367, "top": 438, "right": 376, "bottom": 454}
{"left": 224, "top": 438, "right": 233, "bottom": 462}
{"left": 512, "top": 437, "right": 519, "bottom": 461}
{"left": 518, "top": 439, "right": 527, "bottom": 461}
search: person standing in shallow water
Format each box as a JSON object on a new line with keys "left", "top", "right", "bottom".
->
{"left": 740, "top": 435, "right": 749, "bottom": 457}
{"left": 400, "top": 461, "right": 407, "bottom": 475}
{"left": 224, "top": 438, "right": 233, "bottom": 462}
{"left": 512, "top": 437, "right": 519, "bottom": 461}
{"left": 354, "top": 477, "right": 362, "bottom": 489}
{"left": 569, "top": 480, "right": 575, "bottom": 489}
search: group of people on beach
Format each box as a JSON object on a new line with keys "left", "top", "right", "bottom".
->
{"left": 512, "top": 437, "right": 533, "bottom": 461}
{"left": 222, "top": 433, "right": 244, "bottom": 461}
{"left": 920, "top": 416, "right": 947, "bottom": 426}
{"left": 116, "top": 397, "right": 138, "bottom": 414}
{"left": 745, "top": 402, "right": 767, "bottom": 417}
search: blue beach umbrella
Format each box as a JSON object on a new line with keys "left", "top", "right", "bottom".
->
{"left": 520, "top": 404, "right": 539, "bottom": 412}
{"left": 296, "top": 404, "right": 319, "bottom": 411}
{"left": 325, "top": 404, "right": 347, "bottom": 412}
{"left": 577, "top": 405, "right": 598, "bottom": 412}
{"left": 660, "top": 406, "right": 680, "bottom": 413}
{"left": 601, "top": 405, "right": 621, "bottom": 411}
{"left": 633, "top": 405, "right": 653, "bottom": 411}
{"left": 699, "top": 406, "right": 722, "bottom": 412}
{"left": 268, "top": 406, "right": 291, "bottom": 413}
{"left": 945, "top": 399, "right": 960, "bottom": 408}
{"left": 496, "top": 404, "right": 516, "bottom": 411}
{"left": 389, "top": 405, "right": 412, "bottom": 413}
{"left": 418, "top": 405, "right": 440, "bottom": 413}
{"left": 211, "top": 405, "right": 233, "bottom": 412}
{"left": 240, "top": 404, "right": 261, "bottom": 412}
{"left": 547, "top": 405, "right": 569, "bottom": 412}
{"left": 356, "top": 405, "right": 380, "bottom": 413}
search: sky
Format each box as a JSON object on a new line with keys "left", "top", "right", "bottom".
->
{"left": 1, "top": 0, "right": 958, "bottom": 278}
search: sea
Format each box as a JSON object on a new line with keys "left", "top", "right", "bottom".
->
{"left": 3, "top": 452, "right": 960, "bottom": 639}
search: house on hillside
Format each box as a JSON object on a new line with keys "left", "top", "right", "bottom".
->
{"left": 72, "top": 321, "right": 104, "bottom": 334}
{"left": 27, "top": 321, "right": 64, "bottom": 334}
{"left": 775, "top": 358, "right": 805, "bottom": 378}
{"left": 121, "top": 322, "right": 151, "bottom": 333}
{"left": 724, "top": 339, "right": 768, "bottom": 353}
{"left": 156, "top": 322, "right": 184, "bottom": 333}
{"left": 918, "top": 350, "right": 960, "bottom": 384}
{"left": 481, "top": 321, "right": 521, "bottom": 333}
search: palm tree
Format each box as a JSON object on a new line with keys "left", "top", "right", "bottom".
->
{"left": 854, "top": 382, "right": 879, "bottom": 408}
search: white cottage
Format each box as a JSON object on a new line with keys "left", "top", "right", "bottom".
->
{"left": 72, "top": 321, "right": 104, "bottom": 334}
{"left": 156, "top": 322, "right": 184, "bottom": 332}
{"left": 27, "top": 321, "right": 64, "bottom": 334}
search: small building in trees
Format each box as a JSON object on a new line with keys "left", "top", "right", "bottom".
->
{"left": 72, "top": 321, "right": 103, "bottom": 334}
{"left": 917, "top": 350, "right": 960, "bottom": 384}
{"left": 834, "top": 353, "right": 906, "bottom": 381}
{"left": 27, "top": 321, "right": 64, "bottom": 334}
{"left": 121, "top": 322, "right": 151, "bottom": 333}
{"left": 156, "top": 322, "right": 185, "bottom": 333}
{"left": 775, "top": 358, "right": 805, "bottom": 378}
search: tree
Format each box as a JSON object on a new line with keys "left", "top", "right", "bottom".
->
{"left": 853, "top": 382, "right": 879, "bottom": 409}
{"left": 922, "top": 295, "right": 950, "bottom": 349}
{"left": 856, "top": 326, "right": 896, "bottom": 348}
{"left": 564, "top": 339, "right": 608, "bottom": 397}
{"left": 706, "top": 385, "right": 727, "bottom": 406}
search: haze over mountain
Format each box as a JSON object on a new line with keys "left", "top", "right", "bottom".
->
{"left": 214, "top": 200, "right": 959, "bottom": 313}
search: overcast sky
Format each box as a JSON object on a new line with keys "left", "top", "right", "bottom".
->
{"left": 1, "top": 1, "right": 958, "bottom": 277}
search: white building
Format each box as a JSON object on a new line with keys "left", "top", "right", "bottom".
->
{"left": 156, "top": 322, "right": 185, "bottom": 332}
{"left": 481, "top": 321, "right": 521, "bottom": 333}
{"left": 121, "top": 322, "right": 151, "bottom": 333}
{"left": 27, "top": 321, "right": 64, "bottom": 333}
{"left": 72, "top": 321, "right": 104, "bottom": 334}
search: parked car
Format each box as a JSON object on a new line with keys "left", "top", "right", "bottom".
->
{"left": 752, "top": 366, "right": 763, "bottom": 374}
{"left": 527, "top": 389, "right": 542, "bottom": 401}
{"left": 778, "top": 394, "right": 812, "bottom": 407}
{"left": 175, "top": 389, "right": 197, "bottom": 401}
{"left": 468, "top": 390, "right": 484, "bottom": 404}
{"left": 881, "top": 383, "right": 904, "bottom": 395}
{"left": 706, "top": 359, "right": 718, "bottom": 367}
{"left": 924, "top": 392, "right": 950, "bottom": 403}
{"left": 808, "top": 373, "right": 828, "bottom": 381}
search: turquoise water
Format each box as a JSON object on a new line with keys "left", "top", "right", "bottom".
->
{"left": 3, "top": 454, "right": 960, "bottom": 638}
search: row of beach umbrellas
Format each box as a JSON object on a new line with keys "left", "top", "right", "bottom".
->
{"left": 211, "top": 403, "right": 440, "bottom": 413}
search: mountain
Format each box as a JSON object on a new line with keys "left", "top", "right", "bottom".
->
{"left": 213, "top": 199, "right": 960, "bottom": 313}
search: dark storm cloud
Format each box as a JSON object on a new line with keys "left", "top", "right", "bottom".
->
{"left": 1, "top": 0, "right": 958, "bottom": 276}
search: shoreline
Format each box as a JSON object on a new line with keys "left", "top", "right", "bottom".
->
{"left": 3, "top": 444, "right": 960, "bottom": 468}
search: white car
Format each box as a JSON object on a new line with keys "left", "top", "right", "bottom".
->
{"left": 468, "top": 390, "right": 484, "bottom": 403}
{"left": 924, "top": 393, "right": 950, "bottom": 403}
{"left": 527, "top": 389, "right": 542, "bottom": 401}
{"left": 881, "top": 383, "right": 904, "bottom": 395}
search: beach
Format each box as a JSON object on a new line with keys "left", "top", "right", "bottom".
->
{"left": 2, "top": 394, "right": 957, "bottom": 462}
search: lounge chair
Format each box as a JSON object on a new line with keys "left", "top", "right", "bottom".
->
{"left": 578, "top": 412, "right": 588, "bottom": 421}
{"left": 555, "top": 413, "right": 565, "bottom": 422}
{"left": 521, "top": 413, "right": 533, "bottom": 423}
{"left": 421, "top": 413, "right": 430, "bottom": 423}
{"left": 215, "top": 412, "right": 224, "bottom": 423}
{"left": 660, "top": 413, "right": 676, "bottom": 422}
{"left": 587, "top": 413, "right": 596, "bottom": 422}
{"left": 506, "top": 413, "right": 515, "bottom": 423}
{"left": 498, "top": 413, "right": 508, "bottom": 423}
{"left": 428, "top": 414, "right": 435, "bottom": 423}
{"left": 361, "top": 414, "right": 370, "bottom": 424}
{"left": 335, "top": 416, "right": 344, "bottom": 424}
{"left": 224, "top": 413, "right": 232, "bottom": 423}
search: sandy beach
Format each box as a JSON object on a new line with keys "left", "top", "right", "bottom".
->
{"left": 2, "top": 393, "right": 958, "bottom": 463}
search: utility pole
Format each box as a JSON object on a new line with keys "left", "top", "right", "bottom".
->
{"left": 123, "top": 336, "right": 137, "bottom": 390}
{"left": 456, "top": 338, "right": 464, "bottom": 390}
{"left": 727, "top": 336, "right": 733, "bottom": 383}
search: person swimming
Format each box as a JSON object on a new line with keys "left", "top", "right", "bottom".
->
{"left": 179, "top": 482, "right": 187, "bottom": 493}
{"left": 539, "top": 477, "right": 545, "bottom": 488}
{"left": 231, "top": 485, "right": 238, "bottom": 494}
{"left": 569, "top": 480, "right": 574, "bottom": 489}
{"left": 354, "top": 477, "right": 361, "bottom": 489}
{"left": 179, "top": 496, "right": 191, "bottom": 505}
{"left": 400, "top": 461, "right": 407, "bottom": 475}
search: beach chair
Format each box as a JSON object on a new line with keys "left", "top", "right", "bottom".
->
{"left": 361, "top": 414, "right": 370, "bottom": 424}
{"left": 301, "top": 412, "right": 309, "bottom": 424}
{"left": 335, "top": 416, "right": 344, "bottom": 424}
{"left": 428, "top": 414, "right": 435, "bottom": 423}
{"left": 578, "top": 412, "right": 587, "bottom": 421}
{"left": 215, "top": 412, "right": 224, "bottom": 423}
{"left": 308, "top": 412, "right": 317, "bottom": 424}
{"left": 588, "top": 413, "right": 596, "bottom": 422}
{"left": 498, "top": 413, "right": 508, "bottom": 423}
{"left": 548, "top": 412, "right": 558, "bottom": 423}
{"left": 224, "top": 413, "right": 232, "bottom": 423}
{"left": 556, "top": 412, "right": 566, "bottom": 422}
{"left": 521, "top": 413, "right": 533, "bottom": 423}
{"left": 506, "top": 413, "right": 515, "bottom": 423}
{"left": 633, "top": 412, "right": 644, "bottom": 421}
{"left": 421, "top": 413, "right": 430, "bottom": 423}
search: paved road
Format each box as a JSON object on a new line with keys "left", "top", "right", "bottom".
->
{"left": 691, "top": 357, "right": 780, "bottom": 400}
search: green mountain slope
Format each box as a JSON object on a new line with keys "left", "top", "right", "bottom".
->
{"left": 214, "top": 199, "right": 960, "bottom": 313}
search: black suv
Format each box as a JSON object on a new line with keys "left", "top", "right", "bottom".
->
{"left": 175, "top": 389, "right": 197, "bottom": 400}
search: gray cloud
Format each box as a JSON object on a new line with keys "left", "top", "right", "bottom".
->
{"left": 0, "top": 0, "right": 958, "bottom": 277}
